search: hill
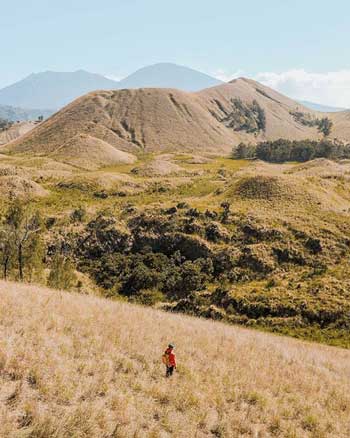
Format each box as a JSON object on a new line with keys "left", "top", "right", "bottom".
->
{"left": 5, "top": 78, "right": 349, "bottom": 157}
{"left": 51, "top": 133, "right": 137, "bottom": 170}
{"left": 118, "top": 62, "right": 223, "bottom": 91}
{"left": 0, "top": 280, "right": 349, "bottom": 437}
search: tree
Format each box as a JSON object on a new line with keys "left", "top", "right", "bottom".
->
{"left": 317, "top": 117, "right": 333, "bottom": 137}
{"left": 232, "top": 142, "right": 256, "bottom": 159}
{"left": 220, "top": 202, "right": 231, "bottom": 224}
{"left": 26, "top": 233, "right": 45, "bottom": 282}
{"left": 252, "top": 100, "right": 266, "bottom": 131}
{"left": 48, "top": 254, "right": 77, "bottom": 290}
{"left": 0, "top": 230, "right": 15, "bottom": 280}
{"left": 4, "top": 200, "right": 43, "bottom": 281}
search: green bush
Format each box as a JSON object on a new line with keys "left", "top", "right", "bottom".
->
{"left": 48, "top": 255, "right": 77, "bottom": 290}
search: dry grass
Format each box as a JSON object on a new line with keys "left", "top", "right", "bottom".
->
{"left": 0, "top": 281, "right": 349, "bottom": 437}
{"left": 6, "top": 78, "right": 349, "bottom": 159}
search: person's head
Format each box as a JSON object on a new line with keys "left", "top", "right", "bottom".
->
{"left": 168, "top": 343, "right": 174, "bottom": 350}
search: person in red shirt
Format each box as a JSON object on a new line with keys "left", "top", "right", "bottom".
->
{"left": 162, "top": 343, "right": 176, "bottom": 377}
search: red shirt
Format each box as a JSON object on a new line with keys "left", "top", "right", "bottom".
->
{"left": 165, "top": 348, "right": 176, "bottom": 367}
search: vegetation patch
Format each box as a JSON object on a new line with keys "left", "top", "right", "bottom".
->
{"left": 233, "top": 138, "right": 350, "bottom": 162}
{"left": 214, "top": 98, "right": 266, "bottom": 133}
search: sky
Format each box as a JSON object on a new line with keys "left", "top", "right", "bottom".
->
{"left": 1, "top": 0, "right": 350, "bottom": 106}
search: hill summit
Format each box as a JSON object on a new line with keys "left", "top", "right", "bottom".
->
{"left": 3, "top": 77, "right": 350, "bottom": 157}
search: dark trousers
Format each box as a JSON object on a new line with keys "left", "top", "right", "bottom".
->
{"left": 166, "top": 366, "right": 174, "bottom": 377}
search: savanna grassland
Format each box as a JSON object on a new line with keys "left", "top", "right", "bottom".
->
{"left": 1, "top": 151, "right": 350, "bottom": 348}
{"left": 1, "top": 281, "right": 350, "bottom": 438}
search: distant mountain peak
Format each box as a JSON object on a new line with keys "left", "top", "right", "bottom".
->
{"left": 118, "top": 63, "right": 223, "bottom": 91}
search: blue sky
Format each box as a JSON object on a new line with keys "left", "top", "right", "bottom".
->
{"left": 1, "top": 0, "right": 350, "bottom": 105}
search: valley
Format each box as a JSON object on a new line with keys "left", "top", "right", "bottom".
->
{"left": 0, "top": 143, "right": 350, "bottom": 347}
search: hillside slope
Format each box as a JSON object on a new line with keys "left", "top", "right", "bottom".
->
{"left": 2, "top": 87, "right": 240, "bottom": 155}
{"left": 0, "top": 121, "right": 37, "bottom": 145}
{"left": 4, "top": 78, "right": 346, "bottom": 157}
{"left": 0, "top": 281, "right": 349, "bottom": 437}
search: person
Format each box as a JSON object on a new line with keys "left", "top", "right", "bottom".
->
{"left": 162, "top": 343, "right": 176, "bottom": 377}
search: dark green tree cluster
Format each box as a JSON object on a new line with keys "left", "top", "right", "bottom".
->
{"left": 290, "top": 111, "right": 333, "bottom": 137}
{"left": 232, "top": 139, "right": 350, "bottom": 163}
{"left": 82, "top": 250, "right": 212, "bottom": 302}
{"left": 221, "top": 98, "right": 266, "bottom": 133}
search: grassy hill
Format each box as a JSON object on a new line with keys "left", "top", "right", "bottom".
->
{"left": 5, "top": 79, "right": 350, "bottom": 158}
{"left": 0, "top": 280, "right": 349, "bottom": 437}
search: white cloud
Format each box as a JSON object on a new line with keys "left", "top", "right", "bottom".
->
{"left": 255, "top": 69, "right": 350, "bottom": 108}
{"left": 213, "top": 68, "right": 245, "bottom": 83}
{"left": 104, "top": 74, "right": 122, "bottom": 82}
{"left": 213, "top": 68, "right": 350, "bottom": 108}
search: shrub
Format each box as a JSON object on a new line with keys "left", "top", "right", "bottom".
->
{"left": 131, "top": 289, "right": 165, "bottom": 305}
{"left": 48, "top": 255, "right": 77, "bottom": 290}
{"left": 70, "top": 206, "right": 87, "bottom": 223}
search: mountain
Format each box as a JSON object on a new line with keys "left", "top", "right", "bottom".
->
{"left": 299, "top": 100, "right": 346, "bottom": 113}
{"left": 5, "top": 77, "right": 350, "bottom": 157}
{"left": 118, "top": 62, "right": 223, "bottom": 91}
{"left": 1, "top": 280, "right": 349, "bottom": 436}
{"left": 0, "top": 64, "right": 222, "bottom": 111}
{"left": 0, "top": 70, "right": 118, "bottom": 110}
{"left": 0, "top": 104, "right": 53, "bottom": 121}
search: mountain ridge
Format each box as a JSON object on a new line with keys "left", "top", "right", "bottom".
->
{"left": 0, "top": 64, "right": 222, "bottom": 111}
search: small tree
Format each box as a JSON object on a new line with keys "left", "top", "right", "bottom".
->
{"left": 220, "top": 201, "right": 231, "bottom": 224}
{"left": 3, "top": 200, "right": 43, "bottom": 281}
{"left": 0, "top": 230, "right": 15, "bottom": 280}
{"left": 232, "top": 142, "right": 256, "bottom": 159}
{"left": 48, "top": 254, "right": 77, "bottom": 290}
{"left": 317, "top": 117, "right": 333, "bottom": 137}
{"left": 25, "top": 233, "right": 45, "bottom": 282}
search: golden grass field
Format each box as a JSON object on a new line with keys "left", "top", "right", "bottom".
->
{"left": 0, "top": 281, "right": 349, "bottom": 438}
